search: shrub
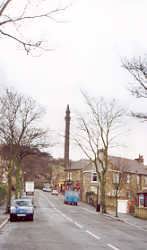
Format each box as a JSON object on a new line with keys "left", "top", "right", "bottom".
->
{"left": 0, "top": 184, "right": 7, "bottom": 204}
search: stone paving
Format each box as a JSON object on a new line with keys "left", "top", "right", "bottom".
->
{"left": 105, "top": 210, "right": 147, "bottom": 231}
{"left": 0, "top": 204, "right": 9, "bottom": 228}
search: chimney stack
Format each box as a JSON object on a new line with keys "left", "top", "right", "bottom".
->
{"left": 135, "top": 154, "right": 144, "bottom": 164}
{"left": 64, "top": 105, "right": 70, "bottom": 170}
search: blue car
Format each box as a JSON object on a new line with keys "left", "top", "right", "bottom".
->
{"left": 10, "top": 198, "right": 34, "bottom": 221}
{"left": 64, "top": 191, "right": 80, "bottom": 206}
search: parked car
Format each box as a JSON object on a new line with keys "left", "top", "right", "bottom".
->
{"left": 51, "top": 189, "right": 59, "bottom": 195}
{"left": 42, "top": 187, "right": 52, "bottom": 192}
{"left": 10, "top": 198, "right": 34, "bottom": 222}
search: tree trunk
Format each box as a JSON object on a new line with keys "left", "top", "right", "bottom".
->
{"left": 5, "top": 160, "right": 13, "bottom": 213}
{"left": 100, "top": 175, "right": 106, "bottom": 213}
{"left": 96, "top": 184, "right": 100, "bottom": 212}
{"left": 15, "top": 159, "right": 21, "bottom": 199}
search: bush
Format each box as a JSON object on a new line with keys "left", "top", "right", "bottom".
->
{"left": 0, "top": 184, "right": 7, "bottom": 204}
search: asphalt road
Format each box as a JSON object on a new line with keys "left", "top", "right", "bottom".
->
{"left": 0, "top": 190, "right": 146, "bottom": 250}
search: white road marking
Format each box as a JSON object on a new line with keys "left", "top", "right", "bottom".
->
{"left": 0, "top": 218, "right": 9, "bottom": 229}
{"left": 80, "top": 207, "right": 97, "bottom": 214}
{"left": 54, "top": 208, "right": 73, "bottom": 222}
{"left": 61, "top": 214, "right": 73, "bottom": 222}
{"left": 107, "top": 243, "right": 120, "bottom": 250}
{"left": 74, "top": 222, "right": 83, "bottom": 229}
{"left": 85, "top": 230, "right": 101, "bottom": 240}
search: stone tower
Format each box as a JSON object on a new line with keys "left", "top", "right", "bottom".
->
{"left": 64, "top": 105, "right": 71, "bottom": 170}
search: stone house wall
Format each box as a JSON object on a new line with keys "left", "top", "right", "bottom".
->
{"left": 82, "top": 166, "right": 147, "bottom": 212}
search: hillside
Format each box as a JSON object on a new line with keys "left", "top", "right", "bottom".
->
{"left": 22, "top": 153, "right": 65, "bottom": 188}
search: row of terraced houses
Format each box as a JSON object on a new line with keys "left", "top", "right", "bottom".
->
{"left": 51, "top": 154, "right": 147, "bottom": 219}
{"left": 0, "top": 148, "right": 147, "bottom": 218}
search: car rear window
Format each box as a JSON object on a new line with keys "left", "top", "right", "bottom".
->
{"left": 14, "top": 200, "right": 32, "bottom": 207}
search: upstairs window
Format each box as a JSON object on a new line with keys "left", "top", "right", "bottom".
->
{"left": 91, "top": 172, "right": 97, "bottom": 182}
{"left": 126, "top": 174, "right": 130, "bottom": 184}
{"left": 144, "top": 176, "right": 147, "bottom": 185}
{"left": 136, "top": 175, "right": 140, "bottom": 185}
{"left": 67, "top": 172, "right": 72, "bottom": 181}
{"left": 113, "top": 173, "right": 119, "bottom": 184}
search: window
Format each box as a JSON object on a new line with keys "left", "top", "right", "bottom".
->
{"left": 139, "top": 194, "right": 144, "bottom": 207}
{"left": 67, "top": 172, "right": 72, "bottom": 180}
{"left": 145, "top": 195, "right": 147, "bottom": 207}
{"left": 126, "top": 174, "right": 130, "bottom": 184}
{"left": 126, "top": 191, "right": 132, "bottom": 199}
{"left": 112, "top": 190, "right": 116, "bottom": 196}
{"left": 136, "top": 175, "right": 140, "bottom": 185}
{"left": 91, "top": 172, "right": 97, "bottom": 182}
{"left": 144, "top": 176, "right": 147, "bottom": 186}
{"left": 113, "top": 173, "right": 119, "bottom": 184}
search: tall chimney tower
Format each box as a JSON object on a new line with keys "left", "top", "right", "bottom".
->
{"left": 64, "top": 105, "right": 71, "bottom": 170}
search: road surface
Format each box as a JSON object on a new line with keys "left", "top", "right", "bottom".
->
{"left": 0, "top": 190, "right": 146, "bottom": 250}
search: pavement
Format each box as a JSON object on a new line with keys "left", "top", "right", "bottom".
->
{"left": 0, "top": 204, "right": 9, "bottom": 229}
{"left": 79, "top": 199, "right": 147, "bottom": 231}
{"left": 105, "top": 210, "right": 147, "bottom": 231}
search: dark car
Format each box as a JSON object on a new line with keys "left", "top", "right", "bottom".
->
{"left": 10, "top": 198, "right": 34, "bottom": 222}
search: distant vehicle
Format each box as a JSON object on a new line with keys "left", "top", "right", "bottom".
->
{"left": 25, "top": 181, "right": 34, "bottom": 195}
{"left": 10, "top": 198, "right": 34, "bottom": 222}
{"left": 64, "top": 191, "right": 80, "bottom": 205}
{"left": 51, "top": 189, "right": 59, "bottom": 195}
{"left": 42, "top": 187, "right": 52, "bottom": 192}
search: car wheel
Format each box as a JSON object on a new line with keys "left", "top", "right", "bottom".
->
{"left": 10, "top": 214, "right": 15, "bottom": 222}
{"left": 30, "top": 214, "right": 34, "bottom": 221}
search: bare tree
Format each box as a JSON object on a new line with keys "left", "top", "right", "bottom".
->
{"left": 110, "top": 158, "right": 129, "bottom": 217}
{"left": 0, "top": 0, "right": 68, "bottom": 54}
{"left": 122, "top": 57, "right": 147, "bottom": 120}
{"left": 75, "top": 93, "right": 125, "bottom": 213}
{"left": 0, "top": 88, "right": 50, "bottom": 211}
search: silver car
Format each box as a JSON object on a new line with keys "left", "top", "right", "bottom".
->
{"left": 10, "top": 198, "right": 34, "bottom": 222}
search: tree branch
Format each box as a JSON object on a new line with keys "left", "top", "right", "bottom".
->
{"left": 0, "top": 0, "right": 12, "bottom": 16}
{"left": 0, "top": 29, "right": 52, "bottom": 54}
{"left": 0, "top": 7, "right": 68, "bottom": 26}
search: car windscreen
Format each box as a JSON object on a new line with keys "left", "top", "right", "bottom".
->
{"left": 14, "top": 200, "right": 32, "bottom": 207}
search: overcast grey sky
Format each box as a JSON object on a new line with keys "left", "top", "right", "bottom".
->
{"left": 1, "top": 0, "right": 147, "bottom": 163}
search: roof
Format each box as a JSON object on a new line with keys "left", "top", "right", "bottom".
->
{"left": 69, "top": 156, "right": 147, "bottom": 175}
{"left": 109, "top": 156, "right": 147, "bottom": 175}
{"left": 70, "top": 159, "right": 91, "bottom": 170}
